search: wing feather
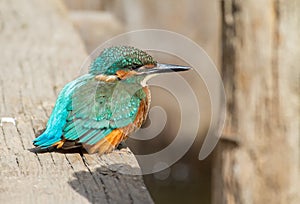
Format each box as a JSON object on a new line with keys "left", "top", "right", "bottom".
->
{"left": 62, "top": 77, "right": 146, "bottom": 152}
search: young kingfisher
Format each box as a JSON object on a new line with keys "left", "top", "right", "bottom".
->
{"left": 33, "top": 46, "right": 190, "bottom": 155}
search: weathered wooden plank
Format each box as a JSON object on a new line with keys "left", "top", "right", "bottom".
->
{"left": 0, "top": 0, "right": 153, "bottom": 203}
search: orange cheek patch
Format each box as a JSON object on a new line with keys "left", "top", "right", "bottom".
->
{"left": 116, "top": 70, "right": 137, "bottom": 79}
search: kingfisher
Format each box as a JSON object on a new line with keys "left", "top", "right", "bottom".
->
{"left": 33, "top": 46, "right": 190, "bottom": 154}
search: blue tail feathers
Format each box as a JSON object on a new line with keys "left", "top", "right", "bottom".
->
{"left": 33, "top": 131, "right": 62, "bottom": 148}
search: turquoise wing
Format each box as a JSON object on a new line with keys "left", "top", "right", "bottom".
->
{"left": 63, "top": 77, "right": 145, "bottom": 146}
{"left": 33, "top": 74, "right": 92, "bottom": 148}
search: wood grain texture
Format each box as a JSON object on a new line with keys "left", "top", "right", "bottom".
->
{"left": 213, "top": 0, "right": 300, "bottom": 204}
{"left": 0, "top": 0, "right": 153, "bottom": 203}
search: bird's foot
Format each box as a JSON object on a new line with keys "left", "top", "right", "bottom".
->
{"left": 52, "top": 138, "right": 66, "bottom": 149}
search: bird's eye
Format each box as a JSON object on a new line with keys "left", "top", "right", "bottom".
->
{"left": 123, "top": 62, "right": 143, "bottom": 70}
{"left": 132, "top": 63, "right": 143, "bottom": 69}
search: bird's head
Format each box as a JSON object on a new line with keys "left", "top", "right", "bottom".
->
{"left": 89, "top": 46, "right": 190, "bottom": 83}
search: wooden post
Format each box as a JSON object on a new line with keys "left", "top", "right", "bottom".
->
{"left": 0, "top": 0, "right": 153, "bottom": 203}
{"left": 213, "top": 0, "right": 300, "bottom": 203}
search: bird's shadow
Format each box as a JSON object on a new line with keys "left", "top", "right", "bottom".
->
{"left": 28, "top": 143, "right": 127, "bottom": 154}
{"left": 68, "top": 164, "right": 148, "bottom": 204}
{"left": 28, "top": 146, "right": 84, "bottom": 154}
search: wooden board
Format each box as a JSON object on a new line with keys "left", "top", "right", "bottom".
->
{"left": 213, "top": 0, "right": 300, "bottom": 203}
{"left": 0, "top": 0, "right": 153, "bottom": 203}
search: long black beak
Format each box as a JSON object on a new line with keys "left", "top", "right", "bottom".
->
{"left": 137, "top": 63, "right": 191, "bottom": 75}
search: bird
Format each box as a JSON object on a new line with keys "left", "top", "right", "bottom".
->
{"left": 33, "top": 46, "right": 190, "bottom": 155}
